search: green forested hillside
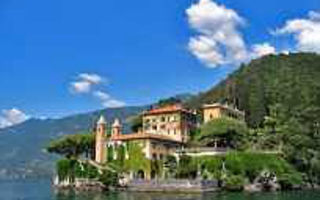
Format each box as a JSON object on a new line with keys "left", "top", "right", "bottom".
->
{"left": 187, "top": 53, "right": 320, "bottom": 128}
{"left": 187, "top": 53, "right": 320, "bottom": 184}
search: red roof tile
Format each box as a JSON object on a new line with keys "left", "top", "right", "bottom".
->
{"left": 144, "top": 104, "right": 191, "bottom": 115}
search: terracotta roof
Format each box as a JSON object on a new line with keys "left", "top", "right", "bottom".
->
{"left": 203, "top": 103, "right": 245, "bottom": 115}
{"left": 144, "top": 104, "right": 192, "bottom": 115}
{"left": 110, "top": 132, "right": 183, "bottom": 143}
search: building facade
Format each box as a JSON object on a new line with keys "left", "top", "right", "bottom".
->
{"left": 202, "top": 103, "right": 245, "bottom": 123}
{"left": 94, "top": 103, "right": 244, "bottom": 179}
{"left": 94, "top": 104, "right": 196, "bottom": 162}
{"left": 142, "top": 104, "right": 197, "bottom": 144}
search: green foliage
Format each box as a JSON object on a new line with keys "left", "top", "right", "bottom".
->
{"left": 151, "top": 160, "right": 164, "bottom": 178}
{"left": 224, "top": 175, "right": 245, "bottom": 191}
{"left": 185, "top": 153, "right": 301, "bottom": 186}
{"left": 56, "top": 159, "right": 99, "bottom": 181}
{"left": 99, "top": 170, "right": 118, "bottom": 187}
{"left": 129, "top": 115, "right": 143, "bottom": 132}
{"left": 123, "top": 142, "right": 151, "bottom": 175}
{"left": 106, "top": 146, "right": 113, "bottom": 162}
{"left": 164, "top": 155, "right": 178, "bottom": 178}
{"left": 176, "top": 155, "right": 198, "bottom": 179}
{"left": 198, "top": 117, "right": 249, "bottom": 149}
{"left": 185, "top": 53, "right": 320, "bottom": 185}
{"left": 199, "top": 156, "right": 224, "bottom": 179}
{"left": 74, "top": 162, "right": 99, "bottom": 179}
{"left": 56, "top": 159, "right": 74, "bottom": 180}
{"left": 278, "top": 173, "right": 303, "bottom": 189}
{"left": 224, "top": 152, "right": 301, "bottom": 183}
{"left": 186, "top": 53, "right": 320, "bottom": 128}
{"left": 47, "top": 133, "right": 95, "bottom": 159}
{"left": 157, "top": 97, "right": 182, "bottom": 107}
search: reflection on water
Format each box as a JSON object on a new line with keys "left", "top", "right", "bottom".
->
{"left": 1, "top": 179, "right": 320, "bottom": 200}
{"left": 54, "top": 190, "right": 320, "bottom": 200}
{"left": 54, "top": 188, "right": 320, "bottom": 200}
{"left": 54, "top": 191, "right": 212, "bottom": 200}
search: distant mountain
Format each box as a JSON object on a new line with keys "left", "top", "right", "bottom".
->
{"left": 0, "top": 106, "right": 145, "bottom": 180}
{"left": 0, "top": 92, "right": 194, "bottom": 180}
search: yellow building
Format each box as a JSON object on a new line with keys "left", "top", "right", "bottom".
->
{"left": 94, "top": 104, "right": 197, "bottom": 178}
{"left": 142, "top": 104, "right": 197, "bottom": 144}
{"left": 202, "top": 103, "right": 245, "bottom": 123}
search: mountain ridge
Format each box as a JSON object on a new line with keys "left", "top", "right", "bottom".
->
{"left": 0, "top": 106, "right": 146, "bottom": 179}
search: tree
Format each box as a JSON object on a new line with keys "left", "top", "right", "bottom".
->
{"left": 157, "top": 97, "right": 182, "bottom": 107}
{"left": 198, "top": 117, "right": 249, "bottom": 149}
{"left": 47, "top": 133, "right": 95, "bottom": 159}
{"left": 130, "top": 115, "right": 143, "bottom": 132}
{"left": 176, "top": 155, "right": 198, "bottom": 179}
{"left": 164, "top": 155, "right": 177, "bottom": 178}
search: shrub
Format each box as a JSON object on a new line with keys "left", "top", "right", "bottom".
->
{"left": 278, "top": 173, "right": 303, "bottom": 190}
{"left": 224, "top": 175, "right": 245, "bottom": 191}
{"left": 99, "top": 171, "right": 119, "bottom": 188}
{"left": 176, "top": 155, "right": 198, "bottom": 179}
{"left": 74, "top": 162, "right": 99, "bottom": 179}
{"left": 56, "top": 159, "right": 76, "bottom": 181}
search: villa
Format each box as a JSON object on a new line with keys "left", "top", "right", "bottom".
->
{"left": 94, "top": 103, "right": 244, "bottom": 180}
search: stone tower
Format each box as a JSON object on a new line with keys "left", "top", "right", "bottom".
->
{"left": 95, "top": 115, "right": 107, "bottom": 164}
{"left": 112, "top": 118, "right": 122, "bottom": 137}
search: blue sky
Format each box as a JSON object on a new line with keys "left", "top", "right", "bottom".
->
{"left": 0, "top": 0, "right": 319, "bottom": 126}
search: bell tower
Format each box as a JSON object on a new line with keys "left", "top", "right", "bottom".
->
{"left": 112, "top": 118, "right": 122, "bottom": 137}
{"left": 95, "top": 115, "right": 107, "bottom": 164}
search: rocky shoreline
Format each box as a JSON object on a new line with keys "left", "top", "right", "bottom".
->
{"left": 53, "top": 176, "right": 320, "bottom": 194}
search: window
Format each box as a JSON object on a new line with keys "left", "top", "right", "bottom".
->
{"left": 144, "top": 124, "right": 151, "bottom": 130}
{"left": 152, "top": 125, "right": 157, "bottom": 131}
{"left": 161, "top": 116, "right": 166, "bottom": 122}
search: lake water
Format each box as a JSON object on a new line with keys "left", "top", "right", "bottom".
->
{"left": 1, "top": 179, "right": 320, "bottom": 200}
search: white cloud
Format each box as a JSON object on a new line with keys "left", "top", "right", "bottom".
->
{"left": 71, "top": 81, "right": 91, "bottom": 93}
{"left": 251, "top": 43, "right": 276, "bottom": 58}
{"left": 274, "top": 11, "right": 320, "bottom": 53}
{"left": 0, "top": 108, "right": 29, "bottom": 129}
{"left": 93, "top": 90, "right": 125, "bottom": 108}
{"left": 69, "top": 73, "right": 126, "bottom": 108}
{"left": 93, "top": 91, "right": 110, "bottom": 101}
{"left": 78, "top": 73, "right": 103, "bottom": 85}
{"left": 70, "top": 73, "right": 104, "bottom": 94}
{"left": 188, "top": 35, "right": 225, "bottom": 67}
{"left": 102, "top": 99, "right": 126, "bottom": 108}
{"left": 186, "top": 0, "right": 248, "bottom": 67}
